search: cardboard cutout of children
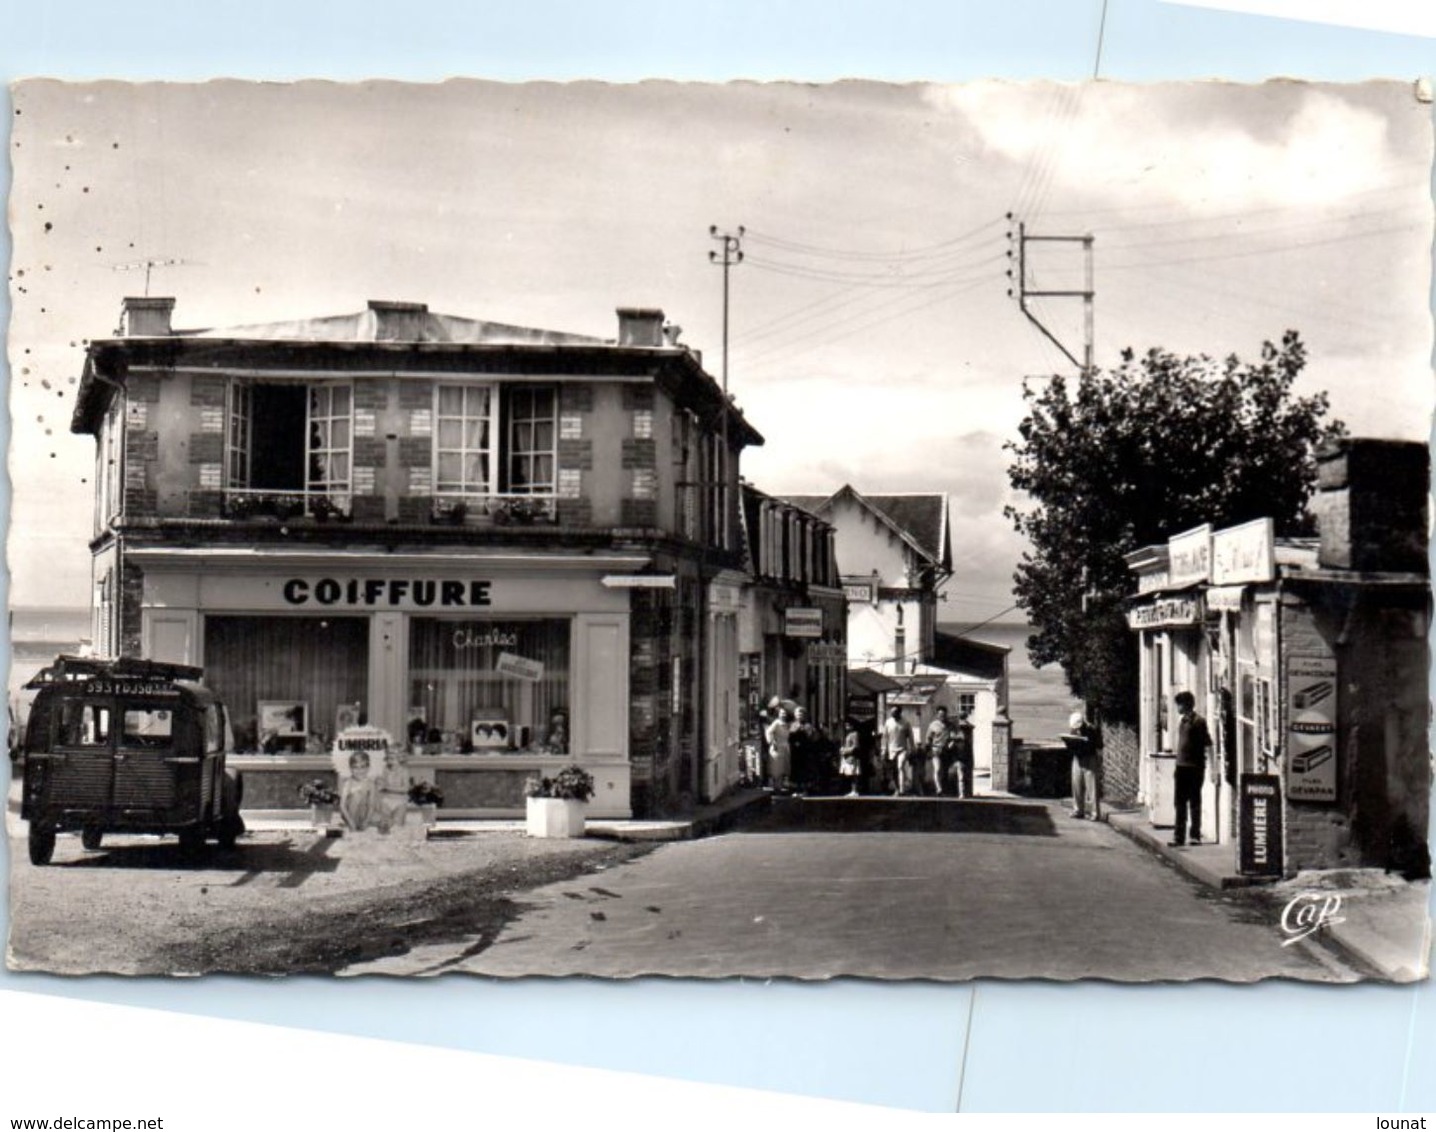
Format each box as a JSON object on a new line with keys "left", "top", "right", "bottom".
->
{"left": 332, "top": 717, "right": 400, "bottom": 833}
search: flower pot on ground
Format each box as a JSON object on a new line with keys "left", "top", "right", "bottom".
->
{"left": 523, "top": 765, "right": 594, "bottom": 839}
{"left": 311, "top": 804, "right": 335, "bottom": 829}
{"left": 525, "top": 797, "right": 586, "bottom": 838}
{"left": 298, "top": 779, "right": 340, "bottom": 830}
{"left": 411, "top": 803, "right": 438, "bottom": 826}
{"left": 407, "top": 781, "right": 443, "bottom": 828}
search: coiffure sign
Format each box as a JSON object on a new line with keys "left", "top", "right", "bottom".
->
{"left": 282, "top": 578, "right": 493, "bottom": 608}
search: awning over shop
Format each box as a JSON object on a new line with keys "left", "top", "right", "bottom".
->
{"left": 847, "top": 667, "right": 902, "bottom": 697}
{"left": 888, "top": 677, "right": 945, "bottom": 707}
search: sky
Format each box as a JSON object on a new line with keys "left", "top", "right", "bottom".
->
{"left": 6, "top": 76, "right": 1433, "bottom": 626}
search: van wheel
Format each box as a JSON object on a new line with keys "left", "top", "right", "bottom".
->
{"left": 29, "top": 823, "right": 56, "bottom": 866}
{"left": 81, "top": 827, "right": 104, "bottom": 851}
{"left": 217, "top": 775, "right": 245, "bottom": 850}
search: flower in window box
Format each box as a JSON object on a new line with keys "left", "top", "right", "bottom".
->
{"left": 407, "top": 781, "right": 444, "bottom": 807}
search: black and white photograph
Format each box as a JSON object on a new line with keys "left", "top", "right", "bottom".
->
{"left": 6, "top": 76, "right": 1431, "bottom": 983}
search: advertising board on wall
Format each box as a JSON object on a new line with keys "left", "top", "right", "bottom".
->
{"left": 1167, "top": 524, "right": 1212, "bottom": 588}
{"left": 1239, "top": 774, "right": 1284, "bottom": 877}
{"left": 784, "top": 607, "right": 824, "bottom": 639}
{"left": 1285, "top": 654, "right": 1338, "bottom": 802}
{"left": 1126, "top": 596, "right": 1203, "bottom": 630}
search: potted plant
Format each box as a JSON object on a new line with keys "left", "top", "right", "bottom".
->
{"left": 524, "top": 764, "right": 594, "bottom": 838}
{"left": 298, "top": 779, "right": 340, "bottom": 828}
{"left": 407, "top": 780, "right": 444, "bottom": 826}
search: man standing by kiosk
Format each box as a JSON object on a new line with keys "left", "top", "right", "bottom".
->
{"left": 1170, "top": 691, "right": 1211, "bottom": 847}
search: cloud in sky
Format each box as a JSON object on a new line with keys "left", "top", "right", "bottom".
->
{"left": 923, "top": 81, "right": 1404, "bottom": 211}
{"left": 7, "top": 79, "right": 1430, "bottom": 614}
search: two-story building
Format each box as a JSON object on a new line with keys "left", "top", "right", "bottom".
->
{"left": 783, "top": 486, "right": 1009, "bottom": 780}
{"left": 738, "top": 485, "right": 846, "bottom": 741}
{"left": 71, "top": 297, "right": 760, "bottom": 819}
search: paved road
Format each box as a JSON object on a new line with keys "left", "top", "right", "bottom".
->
{"left": 344, "top": 797, "right": 1352, "bottom": 982}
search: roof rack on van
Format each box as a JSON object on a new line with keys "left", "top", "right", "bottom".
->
{"left": 24, "top": 654, "right": 206, "bottom": 689}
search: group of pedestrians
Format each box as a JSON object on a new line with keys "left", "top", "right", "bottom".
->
{"left": 880, "top": 704, "right": 975, "bottom": 797}
{"left": 755, "top": 701, "right": 975, "bottom": 798}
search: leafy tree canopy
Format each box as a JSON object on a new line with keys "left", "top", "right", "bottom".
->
{"left": 1005, "top": 331, "right": 1344, "bottom": 722}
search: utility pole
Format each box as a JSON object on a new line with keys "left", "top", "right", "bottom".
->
{"left": 1005, "top": 215, "right": 1094, "bottom": 373}
{"left": 709, "top": 225, "right": 743, "bottom": 548}
{"left": 697, "top": 224, "right": 743, "bottom": 810}
{"left": 111, "top": 256, "right": 188, "bottom": 297}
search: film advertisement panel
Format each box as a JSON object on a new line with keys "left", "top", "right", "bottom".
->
{"left": 1286, "top": 654, "right": 1338, "bottom": 802}
{"left": 1239, "top": 774, "right": 1284, "bottom": 877}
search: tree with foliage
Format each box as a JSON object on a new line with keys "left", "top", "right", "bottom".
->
{"left": 1005, "top": 331, "right": 1344, "bottom": 723}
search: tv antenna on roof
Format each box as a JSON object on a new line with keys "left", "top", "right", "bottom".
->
{"left": 111, "top": 256, "right": 190, "bottom": 296}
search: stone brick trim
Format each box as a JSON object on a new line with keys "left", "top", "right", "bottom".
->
{"left": 397, "top": 436, "right": 431, "bottom": 468}
{"left": 622, "top": 384, "right": 655, "bottom": 410}
{"left": 190, "top": 374, "right": 227, "bottom": 406}
{"left": 398, "top": 496, "right": 432, "bottom": 524}
{"left": 560, "top": 384, "right": 593, "bottom": 413}
{"left": 556, "top": 498, "right": 592, "bottom": 527}
{"left": 621, "top": 438, "right": 656, "bottom": 469}
{"left": 188, "top": 490, "right": 223, "bottom": 518}
{"left": 127, "top": 373, "right": 162, "bottom": 403}
{"left": 398, "top": 380, "right": 433, "bottom": 409}
{"left": 354, "top": 436, "right": 386, "bottom": 467}
{"left": 353, "top": 382, "right": 389, "bottom": 410}
{"left": 558, "top": 438, "right": 592, "bottom": 470}
{"left": 119, "top": 562, "right": 145, "bottom": 657}
{"left": 621, "top": 498, "right": 657, "bottom": 528}
{"left": 351, "top": 495, "right": 386, "bottom": 524}
{"left": 188, "top": 433, "right": 223, "bottom": 463}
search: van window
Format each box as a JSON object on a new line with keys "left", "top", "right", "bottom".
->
{"left": 56, "top": 701, "right": 111, "bottom": 747}
{"left": 123, "top": 708, "right": 175, "bottom": 747}
{"left": 205, "top": 704, "right": 226, "bottom": 754}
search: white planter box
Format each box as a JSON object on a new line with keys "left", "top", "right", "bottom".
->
{"left": 526, "top": 797, "right": 587, "bottom": 838}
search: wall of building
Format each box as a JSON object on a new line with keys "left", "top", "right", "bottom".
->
{"left": 1281, "top": 589, "right": 1430, "bottom": 874}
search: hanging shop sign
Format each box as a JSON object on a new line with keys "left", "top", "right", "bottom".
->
{"left": 1206, "top": 585, "right": 1245, "bottom": 612}
{"left": 1137, "top": 569, "right": 1171, "bottom": 595}
{"left": 495, "top": 652, "right": 545, "bottom": 682}
{"left": 1167, "top": 525, "right": 1213, "bottom": 588}
{"left": 1285, "top": 654, "right": 1338, "bottom": 802}
{"left": 846, "top": 695, "right": 878, "bottom": 723}
{"left": 1126, "top": 596, "right": 1203, "bottom": 630}
{"left": 1239, "top": 774, "right": 1284, "bottom": 877}
{"left": 784, "top": 607, "right": 824, "bottom": 639}
{"left": 843, "top": 581, "right": 876, "bottom": 604}
{"left": 1212, "top": 518, "right": 1275, "bottom": 586}
{"left": 601, "top": 574, "right": 677, "bottom": 589}
{"left": 890, "top": 680, "right": 943, "bottom": 707}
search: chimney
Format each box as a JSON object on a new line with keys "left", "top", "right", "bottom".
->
{"left": 367, "top": 300, "right": 430, "bottom": 342}
{"left": 120, "top": 296, "right": 175, "bottom": 337}
{"left": 616, "top": 307, "right": 665, "bottom": 347}
{"left": 1314, "top": 438, "right": 1429, "bottom": 574}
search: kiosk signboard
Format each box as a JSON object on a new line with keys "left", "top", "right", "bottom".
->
{"left": 1239, "top": 774, "right": 1284, "bottom": 877}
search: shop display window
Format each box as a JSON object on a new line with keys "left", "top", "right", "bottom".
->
{"left": 204, "top": 616, "right": 369, "bottom": 753}
{"left": 409, "top": 618, "right": 570, "bottom": 755}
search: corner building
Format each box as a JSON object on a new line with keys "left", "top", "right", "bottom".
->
{"left": 73, "top": 297, "right": 761, "bottom": 819}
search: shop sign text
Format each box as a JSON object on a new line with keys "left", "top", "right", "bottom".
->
{"left": 784, "top": 607, "right": 823, "bottom": 639}
{"left": 495, "top": 652, "right": 544, "bottom": 682}
{"left": 283, "top": 578, "right": 492, "bottom": 608}
{"left": 843, "top": 581, "right": 875, "bottom": 604}
{"left": 453, "top": 627, "right": 519, "bottom": 650}
{"left": 1285, "top": 654, "right": 1338, "bottom": 802}
{"left": 1126, "top": 596, "right": 1202, "bottom": 630}
{"left": 1167, "top": 525, "right": 1212, "bottom": 587}
{"left": 1239, "top": 774, "right": 1284, "bottom": 877}
{"left": 1213, "top": 518, "right": 1275, "bottom": 585}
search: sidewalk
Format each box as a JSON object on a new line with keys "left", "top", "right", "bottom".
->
{"left": 1107, "top": 804, "right": 1432, "bottom": 982}
{"left": 242, "top": 785, "right": 774, "bottom": 843}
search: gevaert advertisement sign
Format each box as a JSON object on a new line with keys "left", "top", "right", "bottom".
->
{"left": 1212, "top": 517, "right": 1276, "bottom": 585}
{"left": 1286, "top": 653, "right": 1338, "bottom": 802}
{"left": 1167, "top": 524, "right": 1212, "bottom": 587}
